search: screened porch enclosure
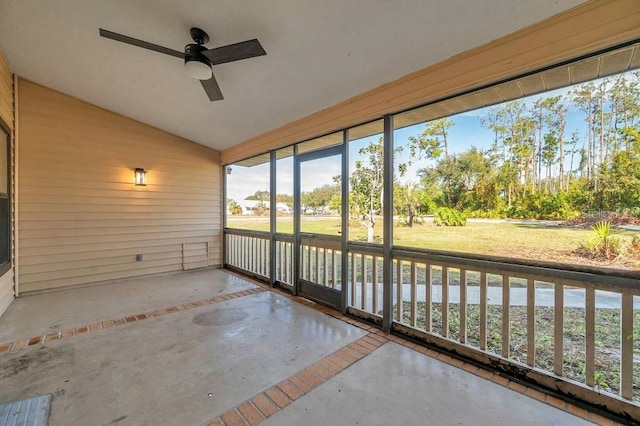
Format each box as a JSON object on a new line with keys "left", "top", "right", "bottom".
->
{"left": 224, "top": 41, "right": 640, "bottom": 420}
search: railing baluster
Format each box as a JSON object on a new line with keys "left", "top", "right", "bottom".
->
{"left": 234, "top": 235, "right": 238, "bottom": 267}
{"left": 621, "top": 290, "right": 633, "bottom": 399}
{"left": 280, "top": 241, "right": 284, "bottom": 281}
{"left": 585, "top": 287, "right": 595, "bottom": 387}
{"left": 286, "top": 242, "right": 291, "bottom": 284}
{"left": 261, "top": 238, "right": 264, "bottom": 276}
{"left": 527, "top": 278, "right": 535, "bottom": 367}
{"left": 250, "top": 237, "right": 255, "bottom": 273}
{"left": 554, "top": 282, "right": 564, "bottom": 376}
{"left": 307, "top": 245, "right": 312, "bottom": 281}
{"left": 480, "top": 271, "right": 487, "bottom": 351}
{"left": 396, "top": 259, "right": 403, "bottom": 322}
{"left": 280, "top": 242, "right": 284, "bottom": 282}
{"left": 236, "top": 236, "right": 240, "bottom": 269}
{"left": 240, "top": 236, "right": 245, "bottom": 270}
{"left": 247, "top": 236, "right": 250, "bottom": 271}
{"left": 264, "top": 238, "right": 269, "bottom": 277}
{"left": 258, "top": 238, "right": 263, "bottom": 276}
{"left": 410, "top": 261, "right": 417, "bottom": 327}
{"left": 255, "top": 238, "right": 258, "bottom": 275}
{"left": 441, "top": 266, "right": 449, "bottom": 338}
{"left": 260, "top": 238, "right": 264, "bottom": 276}
{"left": 315, "top": 245, "right": 320, "bottom": 283}
{"left": 425, "top": 264, "right": 432, "bottom": 332}
{"left": 252, "top": 237, "right": 257, "bottom": 273}
{"left": 502, "top": 275, "right": 510, "bottom": 358}
{"left": 323, "top": 248, "right": 328, "bottom": 286}
{"left": 361, "top": 254, "right": 367, "bottom": 310}
{"left": 372, "top": 256, "right": 378, "bottom": 315}
{"left": 234, "top": 235, "right": 237, "bottom": 266}
{"left": 332, "top": 249, "right": 337, "bottom": 289}
{"left": 460, "top": 269, "right": 467, "bottom": 344}
{"left": 255, "top": 237, "right": 259, "bottom": 275}
{"left": 264, "top": 238, "right": 268, "bottom": 276}
{"left": 351, "top": 252, "right": 356, "bottom": 306}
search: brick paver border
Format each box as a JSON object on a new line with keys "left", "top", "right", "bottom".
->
{"left": 0, "top": 287, "right": 266, "bottom": 355}
{"left": 204, "top": 333, "right": 387, "bottom": 426}
{"left": 218, "top": 271, "right": 625, "bottom": 426}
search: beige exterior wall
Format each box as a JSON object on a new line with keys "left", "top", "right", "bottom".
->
{"left": 0, "top": 50, "right": 15, "bottom": 315}
{"left": 17, "top": 79, "right": 221, "bottom": 293}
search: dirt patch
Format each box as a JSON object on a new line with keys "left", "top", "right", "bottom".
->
{"left": 1, "top": 346, "right": 71, "bottom": 379}
{"left": 562, "top": 212, "right": 640, "bottom": 228}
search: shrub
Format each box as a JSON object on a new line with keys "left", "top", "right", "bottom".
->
{"left": 628, "top": 236, "right": 640, "bottom": 260}
{"left": 508, "top": 191, "right": 580, "bottom": 220}
{"left": 228, "top": 200, "right": 242, "bottom": 215}
{"left": 464, "top": 208, "right": 506, "bottom": 219}
{"left": 577, "top": 221, "right": 621, "bottom": 260}
{"left": 433, "top": 207, "right": 467, "bottom": 226}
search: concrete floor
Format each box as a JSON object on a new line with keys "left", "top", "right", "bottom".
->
{"left": 0, "top": 269, "right": 256, "bottom": 343}
{"left": 0, "top": 269, "right": 596, "bottom": 425}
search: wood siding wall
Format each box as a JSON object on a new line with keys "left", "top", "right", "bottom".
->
{"left": 0, "top": 50, "right": 15, "bottom": 315}
{"left": 222, "top": 0, "right": 640, "bottom": 164}
{"left": 17, "top": 80, "right": 221, "bottom": 293}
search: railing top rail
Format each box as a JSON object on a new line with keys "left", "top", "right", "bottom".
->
{"left": 392, "top": 246, "right": 640, "bottom": 291}
{"left": 346, "top": 242, "right": 384, "bottom": 255}
{"left": 274, "top": 233, "right": 295, "bottom": 242}
{"left": 225, "top": 228, "right": 271, "bottom": 238}
{"left": 298, "top": 233, "right": 342, "bottom": 242}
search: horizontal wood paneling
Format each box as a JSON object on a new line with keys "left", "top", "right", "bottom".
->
{"left": 0, "top": 51, "right": 12, "bottom": 131}
{"left": 18, "top": 79, "right": 222, "bottom": 292}
{"left": 222, "top": 0, "right": 640, "bottom": 164}
{"left": 0, "top": 50, "right": 14, "bottom": 317}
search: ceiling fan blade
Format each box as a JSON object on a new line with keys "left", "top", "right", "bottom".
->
{"left": 202, "top": 39, "right": 266, "bottom": 65}
{"left": 99, "top": 28, "right": 184, "bottom": 59}
{"left": 200, "top": 73, "right": 224, "bottom": 101}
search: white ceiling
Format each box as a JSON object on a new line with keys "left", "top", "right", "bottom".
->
{"left": 0, "top": 0, "right": 585, "bottom": 152}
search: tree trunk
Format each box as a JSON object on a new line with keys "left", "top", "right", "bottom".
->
{"left": 366, "top": 218, "right": 375, "bottom": 243}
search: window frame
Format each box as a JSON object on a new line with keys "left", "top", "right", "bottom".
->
{"left": 0, "top": 119, "right": 11, "bottom": 276}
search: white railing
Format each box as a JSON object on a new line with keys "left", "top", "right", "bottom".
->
{"left": 391, "top": 247, "right": 640, "bottom": 405}
{"left": 346, "top": 245, "right": 384, "bottom": 319}
{"left": 225, "top": 229, "right": 270, "bottom": 280}
{"left": 274, "top": 234, "right": 294, "bottom": 287}
{"left": 299, "top": 235, "right": 342, "bottom": 290}
{"left": 224, "top": 229, "right": 640, "bottom": 414}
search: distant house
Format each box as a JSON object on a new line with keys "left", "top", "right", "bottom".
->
{"left": 276, "top": 202, "right": 292, "bottom": 214}
{"left": 227, "top": 200, "right": 291, "bottom": 215}
{"left": 236, "top": 200, "right": 267, "bottom": 215}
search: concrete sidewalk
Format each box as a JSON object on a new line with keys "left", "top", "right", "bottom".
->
{"left": 352, "top": 283, "right": 640, "bottom": 309}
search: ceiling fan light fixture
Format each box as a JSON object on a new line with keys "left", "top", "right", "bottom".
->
{"left": 184, "top": 59, "right": 212, "bottom": 80}
{"left": 184, "top": 44, "right": 212, "bottom": 80}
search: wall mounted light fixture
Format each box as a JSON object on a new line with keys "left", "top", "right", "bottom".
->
{"left": 134, "top": 168, "right": 147, "bottom": 186}
{"left": 226, "top": 167, "right": 232, "bottom": 175}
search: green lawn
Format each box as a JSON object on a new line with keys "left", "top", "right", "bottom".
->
{"left": 228, "top": 215, "right": 640, "bottom": 269}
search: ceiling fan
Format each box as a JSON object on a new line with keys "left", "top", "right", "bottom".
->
{"left": 99, "top": 27, "right": 266, "bottom": 101}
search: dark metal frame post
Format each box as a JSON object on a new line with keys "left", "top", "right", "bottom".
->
{"left": 269, "top": 150, "right": 277, "bottom": 286}
{"left": 292, "top": 145, "right": 300, "bottom": 295}
{"left": 341, "top": 130, "right": 349, "bottom": 313}
{"left": 382, "top": 114, "right": 394, "bottom": 332}
{"left": 221, "top": 164, "right": 228, "bottom": 267}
